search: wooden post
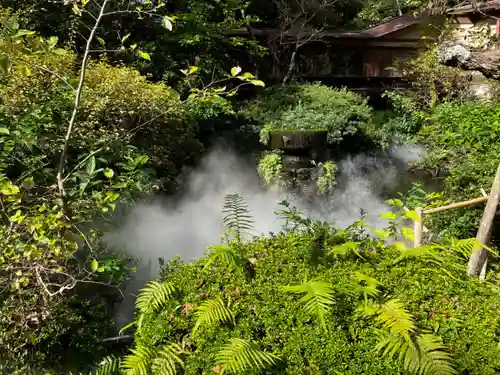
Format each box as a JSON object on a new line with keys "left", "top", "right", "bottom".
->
{"left": 467, "top": 163, "right": 500, "bottom": 277}
{"left": 413, "top": 207, "right": 424, "bottom": 248}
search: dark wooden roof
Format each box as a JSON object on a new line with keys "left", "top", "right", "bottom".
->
{"left": 226, "top": 14, "right": 421, "bottom": 41}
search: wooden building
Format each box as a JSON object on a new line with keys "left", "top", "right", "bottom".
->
{"left": 229, "top": 1, "right": 500, "bottom": 94}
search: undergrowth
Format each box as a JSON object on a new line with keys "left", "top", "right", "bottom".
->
{"left": 89, "top": 195, "right": 500, "bottom": 375}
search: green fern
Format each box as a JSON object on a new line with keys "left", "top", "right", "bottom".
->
{"left": 151, "top": 343, "right": 185, "bottom": 375}
{"left": 136, "top": 281, "right": 176, "bottom": 313}
{"left": 72, "top": 356, "right": 121, "bottom": 375}
{"left": 328, "top": 241, "right": 365, "bottom": 259}
{"left": 192, "top": 297, "right": 234, "bottom": 336}
{"left": 412, "top": 334, "right": 456, "bottom": 375}
{"left": 352, "top": 272, "right": 381, "bottom": 298}
{"left": 281, "top": 277, "right": 335, "bottom": 332}
{"left": 94, "top": 356, "right": 121, "bottom": 375}
{"left": 216, "top": 338, "right": 279, "bottom": 374}
{"left": 122, "top": 346, "right": 157, "bottom": 375}
{"left": 372, "top": 299, "right": 456, "bottom": 375}
{"left": 222, "top": 193, "right": 254, "bottom": 242}
{"left": 376, "top": 333, "right": 456, "bottom": 375}
{"left": 376, "top": 299, "right": 416, "bottom": 340}
{"left": 203, "top": 245, "right": 241, "bottom": 270}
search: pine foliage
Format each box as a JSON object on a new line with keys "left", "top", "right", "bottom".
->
{"left": 281, "top": 277, "right": 335, "bottom": 332}
{"left": 136, "top": 281, "right": 176, "bottom": 313}
{"left": 192, "top": 297, "right": 234, "bottom": 336}
{"left": 216, "top": 338, "right": 279, "bottom": 374}
{"left": 222, "top": 193, "right": 254, "bottom": 241}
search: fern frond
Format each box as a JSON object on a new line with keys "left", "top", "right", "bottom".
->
{"left": 222, "top": 193, "right": 254, "bottom": 241}
{"left": 413, "top": 334, "right": 456, "bottom": 375}
{"left": 376, "top": 333, "right": 456, "bottom": 375}
{"left": 151, "top": 343, "right": 185, "bottom": 375}
{"left": 121, "top": 346, "right": 157, "bottom": 375}
{"left": 203, "top": 245, "right": 241, "bottom": 270}
{"left": 281, "top": 278, "right": 335, "bottom": 332}
{"left": 136, "top": 281, "right": 176, "bottom": 313}
{"left": 328, "top": 241, "right": 364, "bottom": 259}
{"left": 375, "top": 332, "right": 413, "bottom": 361}
{"left": 216, "top": 338, "right": 279, "bottom": 374}
{"left": 376, "top": 299, "right": 416, "bottom": 340}
{"left": 192, "top": 297, "right": 234, "bottom": 336}
{"left": 94, "top": 356, "right": 121, "bottom": 375}
{"left": 352, "top": 271, "right": 381, "bottom": 298}
{"left": 392, "top": 245, "right": 442, "bottom": 265}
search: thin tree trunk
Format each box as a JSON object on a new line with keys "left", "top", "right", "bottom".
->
{"left": 282, "top": 42, "right": 299, "bottom": 86}
{"left": 467, "top": 163, "right": 500, "bottom": 277}
{"left": 56, "top": 0, "right": 109, "bottom": 197}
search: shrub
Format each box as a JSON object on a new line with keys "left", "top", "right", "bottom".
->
{"left": 114, "top": 201, "right": 500, "bottom": 375}
{"left": 410, "top": 101, "right": 500, "bottom": 239}
{"left": 243, "top": 83, "right": 378, "bottom": 146}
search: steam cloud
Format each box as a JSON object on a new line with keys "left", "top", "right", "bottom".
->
{"left": 104, "top": 143, "right": 425, "bottom": 329}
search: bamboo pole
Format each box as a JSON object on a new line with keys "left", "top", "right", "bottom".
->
{"left": 467, "top": 163, "right": 500, "bottom": 278}
{"left": 423, "top": 196, "right": 489, "bottom": 214}
{"left": 413, "top": 207, "right": 424, "bottom": 248}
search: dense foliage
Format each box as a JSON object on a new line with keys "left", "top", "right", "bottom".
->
{"left": 2, "top": 0, "right": 500, "bottom": 373}
{"left": 243, "top": 84, "right": 381, "bottom": 147}
{"left": 109, "top": 200, "right": 500, "bottom": 375}
{"left": 0, "top": 7, "right": 261, "bottom": 372}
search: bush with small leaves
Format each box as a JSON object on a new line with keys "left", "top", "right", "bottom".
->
{"left": 111, "top": 200, "right": 500, "bottom": 375}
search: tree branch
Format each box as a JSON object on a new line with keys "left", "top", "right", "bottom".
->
{"left": 56, "top": 0, "right": 110, "bottom": 198}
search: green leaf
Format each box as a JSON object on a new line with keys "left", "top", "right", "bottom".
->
{"left": 103, "top": 168, "right": 114, "bottom": 178}
{"left": 373, "top": 229, "right": 391, "bottom": 240}
{"left": 162, "top": 16, "right": 173, "bottom": 31}
{"left": 0, "top": 180, "right": 20, "bottom": 195}
{"left": 0, "top": 128, "right": 10, "bottom": 135}
{"left": 403, "top": 209, "right": 421, "bottom": 222}
{"left": 216, "top": 338, "right": 279, "bottom": 374}
{"left": 86, "top": 155, "right": 96, "bottom": 175}
{"left": 90, "top": 259, "right": 99, "bottom": 272}
{"left": 230, "top": 66, "right": 242, "bottom": 76}
{"left": 130, "top": 43, "right": 137, "bottom": 50}
{"left": 96, "top": 36, "right": 105, "bottom": 46}
{"left": 250, "top": 79, "right": 265, "bottom": 87}
{"left": 138, "top": 51, "right": 151, "bottom": 61}
{"left": 121, "top": 33, "right": 131, "bottom": 43}
{"left": 380, "top": 211, "right": 397, "bottom": 221}
{"left": 188, "top": 66, "right": 198, "bottom": 74}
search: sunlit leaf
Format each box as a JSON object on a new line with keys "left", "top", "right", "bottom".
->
{"left": 162, "top": 16, "right": 173, "bottom": 31}
{"left": 138, "top": 51, "right": 151, "bottom": 61}
{"left": 250, "top": 79, "right": 265, "bottom": 87}
{"left": 230, "top": 66, "right": 242, "bottom": 77}
{"left": 103, "top": 168, "right": 114, "bottom": 178}
{"left": 380, "top": 211, "right": 397, "bottom": 221}
{"left": 90, "top": 259, "right": 99, "bottom": 272}
{"left": 121, "top": 33, "right": 131, "bottom": 43}
{"left": 96, "top": 36, "right": 105, "bottom": 46}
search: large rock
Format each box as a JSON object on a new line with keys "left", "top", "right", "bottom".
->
{"left": 438, "top": 41, "right": 500, "bottom": 80}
